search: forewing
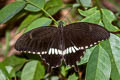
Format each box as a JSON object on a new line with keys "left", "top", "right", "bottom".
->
{"left": 63, "top": 22, "right": 110, "bottom": 71}
{"left": 64, "top": 22, "right": 110, "bottom": 49}
{"left": 15, "top": 26, "right": 63, "bottom": 72}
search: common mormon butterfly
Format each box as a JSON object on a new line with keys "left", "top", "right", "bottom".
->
{"left": 15, "top": 21, "right": 110, "bottom": 72}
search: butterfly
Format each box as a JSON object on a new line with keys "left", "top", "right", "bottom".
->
{"left": 15, "top": 21, "right": 110, "bottom": 72}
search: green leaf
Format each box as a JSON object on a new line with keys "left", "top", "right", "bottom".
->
{"left": 16, "top": 13, "right": 42, "bottom": 34}
{"left": 79, "top": 8, "right": 118, "bottom": 31}
{"left": 0, "top": 64, "right": 15, "bottom": 79}
{"left": 0, "top": 69, "right": 7, "bottom": 80}
{"left": 50, "top": 76, "right": 59, "bottom": 80}
{"left": 60, "top": 66, "right": 67, "bottom": 77}
{"left": 79, "top": 0, "right": 92, "bottom": 8}
{"left": 78, "top": 7, "right": 97, "bottom": 16}
{"left": 4, "top": 31, "right": 10, "bottom": 56}
{"left": 16, "top": 71, "right": 22, "bottom": 78}
{"left": 60, "top": 66, "right": 70, "bottom": 77}
{"left": 79, "top": 7, "right": 101, "bottom": 24}
{"left": 21, "top": 60, "right": 45, "bottom": 80}
{"left": 24, "top": 4, "right": 40, "bottom": 12}
{"left": 77, "top": 47, "right": 95, "bottom": 65}
{"left": 86, "top": 45, "right": 111, "bottom": 80}
{"left": 81, "top": 10, "right": 101, "bottom": 24}
{"left": 24, "top": 17, "right": 52, "bottom": 33}
{"left": 68, "top": 73, "right": 78, "bottom": 80}
{"left": 45, "top": 0, "right": 64, "bottom": 15}
{"left": 102, "top": 9, "right": 118, "bottom": 31}
{"left": 45, "top": 0, "right": 63, "bottom": 8}
{"left": 101, "top": 34, "right": 120, "bottom": 80}
{"left": 2, "top": 56, "right": 27, "bottom": 71}
{"left": 73, "top": 3, "right": 80, "bottom": 8}
{"left": 5, "top": 66, "right": 15, "bottom": 78}
{"left": 0, "top": 63, "right": 10, "bottom": 79}
{"left": 25, "top": 0, "right": 45, "bottom": 11}
{"left": 46, "top": 6, "right": 62, "bottom": 16}
{"left": 0, "top": 1, "right": 26, "bottom": 24}
{"left": 0, "top": 66, "right": 15, "bottom": 80}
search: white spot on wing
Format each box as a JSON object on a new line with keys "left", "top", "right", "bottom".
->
{"left": 41, "top": 52, "right": 44, "bottom": 54}
{"left": 33, "top": 52, "right": 35, "bottom": 54}
{"left": 71, "top": 47, "right": 76, "bottom": 53}
{"left": 74, "top": 46, "right": 79, "bottom": 51}
{"left": 66, "top": 48, "right": 69, "bottom": 54}
{"left": 44, "top": 51, "right": 47, "bottom": 54}
{"left": 48, "top": 48, "right": 52, "bottom": 55}
{"left": 85, "top": 46, "right": 88, "bottom": 48}
{"left": 51, "top": 48, "right": 54, "bottom": 54}
{"left": 55, "top": 49, "right": 58, "bottom": 55}
{"left": 80, "top": 47, "right": 84, "bottom": 50}
{"left": 63, "top": 49, "right": 66, "bottom": 55}
{"left": 24, "top": 51, "right": 26, "bottom": 53}
{"left": 69, "top": 47, "right": 72, "bottom": 53}
{"left": 98, "top": 41, "right": 100, "bottom": 42}
{"left": 37, "top": 52, "right": 40, "bottom": 54}
{"left": 94, "top": 42, "right": 97, "bottom": 45}
{"left": 28, "top": 51, "right": 31, "bottom": 53}
{"left": 58, "top": 50, "right": 62, "bottom": 54}
{"left": 90, "top": 44, "right": 93, "bottom": 47}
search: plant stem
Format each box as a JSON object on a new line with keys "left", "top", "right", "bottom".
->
{"left": 41, "top": 8, "right": 58, "bottom": 25}
{"left": 26, "top": 0, "right": 58, "bottom": 25}
{"left": 95, "top": 0, "right": 103, "bottom": 19}
{"left": 95, "top": 0, "right": 106, "bottom": 27}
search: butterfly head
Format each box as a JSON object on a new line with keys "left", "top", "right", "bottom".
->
{"left": 58, "top": 21, "right": 64, "bottom": 28}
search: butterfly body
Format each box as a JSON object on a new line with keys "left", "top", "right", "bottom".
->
{"left": 15, "top": 21, "right": 110, "bottom": 72}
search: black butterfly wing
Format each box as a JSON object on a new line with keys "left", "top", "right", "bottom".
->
{"left": 15, "top": 26, "right": 56, "bottom": 52}
{"left": 64, "top": 22, "right": 110, "bottom": 48}
{"left": 15, "top": 26, "right": 63, "bottom": 72}
{"left": 63, "top": 22, "right": 110, "bottom": 71}
{"left": 64, "top": 50, "right": 85, "bottom": 71}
